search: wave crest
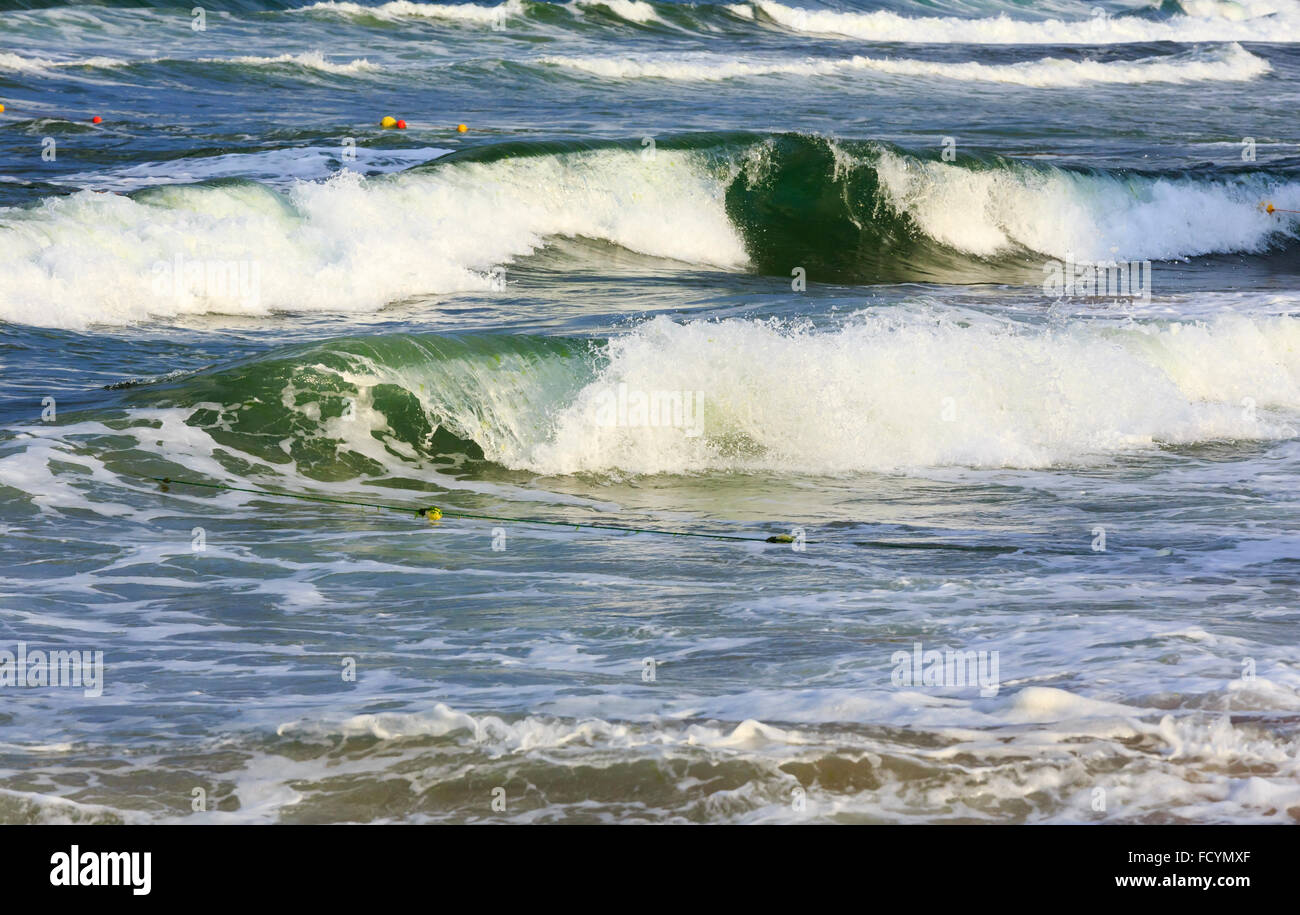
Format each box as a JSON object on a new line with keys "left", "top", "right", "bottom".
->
{"left": 541, "top": 44, "right": 1270, "bottom": 87}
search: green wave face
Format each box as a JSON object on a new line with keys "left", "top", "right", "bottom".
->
{"left": 723, "top": 134, "right": 1024, "bottom": 284}
{"left": 721, "top": 132, "right": 1300, "bottom": 285}
{"left": 436, "top": 132, "right": 1038, "bottom": 284}
{"left": 128, "top": 334, "right": 602, "bottom": 481}
{"left": 435, "top": 131, "right": 1300, "bottom": 286}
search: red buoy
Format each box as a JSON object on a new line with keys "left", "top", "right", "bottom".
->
{"left": 396, "top": 119, "right": 407, "bottom": 129}
{"left": 91, "top": 115, "right": 102, "bottom": 124}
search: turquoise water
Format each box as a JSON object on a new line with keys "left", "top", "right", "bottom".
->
{"left": 2, "top": 0, "right": 1300, "bottom": 823}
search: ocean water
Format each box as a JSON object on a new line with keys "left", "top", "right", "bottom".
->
{"left": 2, "top": 0, "right": 1300, "bottom": 824}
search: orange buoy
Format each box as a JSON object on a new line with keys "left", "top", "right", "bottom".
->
{"left": 457, "top": 123, "right": 468, "bottom": 133}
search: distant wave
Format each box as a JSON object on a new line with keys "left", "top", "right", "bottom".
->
{"left": 728, "top": 0, "right": 1300, "bottom": 43}
{"left": 14, "top": 36, "right": 1272, "bottom": 91}
{"left": 294, "top": 0, "right": 661, "bottom": 25}
{"left": 0, "top": 52, "right": 131, "bottom": 74}
{"left": 205, "top": 51, "right": 378, "bottom": 74}
{"left": 50, "top": 146, "right": 451, "bottom": 193}
{"left": 9, "top": 0, "right": 1300, "bottom": 43}
{"left": 541, "top": 44, "right": 1271, "bottom": 86}
{"left": 295, "top": 0, "right": 527, "bottom": 22}
{"left": 0, "top": 50, "right": 378, "bottom": 77}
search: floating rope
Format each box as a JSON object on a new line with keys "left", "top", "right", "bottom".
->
{"left": 145, "top": 475, "right": 798, "bottom": 544}
{"left": 1263, "top": 201, "right": 1300, "bottom": 215}
{"left": 136, "top": 475, "right": 1020, "bottom": 551}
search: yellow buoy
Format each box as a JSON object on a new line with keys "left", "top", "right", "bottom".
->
{"left": 380, "top": 115, "right": 397, "bottom": 129}
{"left": 457, "top": 123, "right": 468, "bottom": 133}
{"left": 0, "top": 103, "right": 6, "bottom": 113}
{"left": 1262, "top": 201, "right": 1300, "bottom": 215}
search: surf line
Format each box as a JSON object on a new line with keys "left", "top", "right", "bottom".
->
{"left": 142, "top": 475, "right": 799, "bottom": 545}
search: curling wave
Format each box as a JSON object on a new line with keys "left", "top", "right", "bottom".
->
{"left": 4, "top": 133, "right": 1300, "bottom": 327}
{"left": 101, "top": 309, "right": 1300, "bottom": 478}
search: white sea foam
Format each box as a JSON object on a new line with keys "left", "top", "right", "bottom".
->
{"left": 0, "top": 147, "right": 744, "bottom": 328}
{"left": 568, "top": 0, "right": 663, "bottom": 24}
{"left": 0, "top": 50, "right": 377, "bottom": 77}
{"left": 296, "top": 0, "right": 662, "bottom": 25}
{"left": 266, "top": 693, "right": 1300, "bottom": 822}
{"left": 198, "top": 51, "right": 378, "bottom": 75}
{"left": 542, "top": 43, "right": 1270, "bottom": 86}
{"left": 0, "top": 52, "right": 130, "bottom": 74}
{"left": 295, "top": 0, "right": 527, "bottom": 23}
{"left": 731, "top": 0, "right": 1300, "bottom": 43}
{"left": 50, "top": 146, "right": 452, "bottom": 192}
{"left": 470, "top": 311, "right": 1300, "bottom": 474}
{"left": 867, "top": 145, "right": 1298, "bottom": 262}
